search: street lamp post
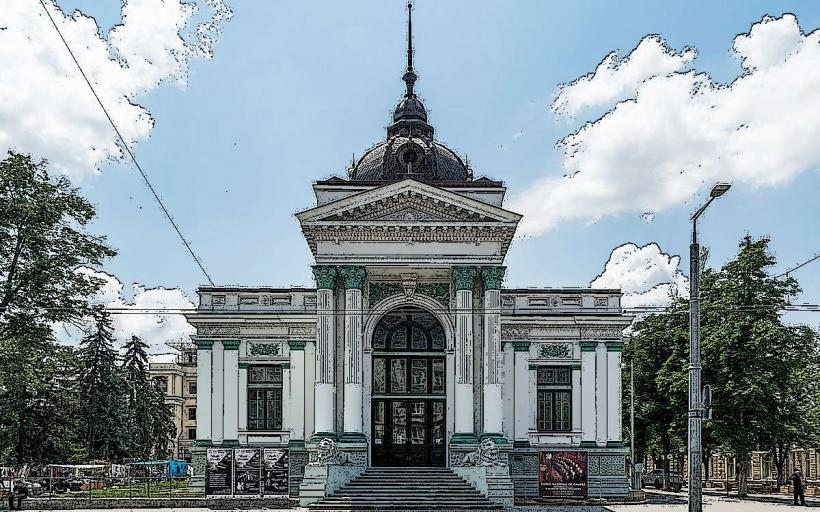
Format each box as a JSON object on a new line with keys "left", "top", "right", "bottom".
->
{"left": 688, "top": 183, "right": 730, "bottom": 512}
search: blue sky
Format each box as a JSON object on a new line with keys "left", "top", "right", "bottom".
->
{"left": 39, "top": 1, "right": 820, "bottom": 328}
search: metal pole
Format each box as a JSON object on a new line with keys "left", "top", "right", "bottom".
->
{"left": 688, "top": 222, "right": 702, "bottom": 512}
{"left": 631, "top": 359, "right": 636, "bottom": 488}
{"left": 168, "top": 461, "right": 172, "bottom": 499}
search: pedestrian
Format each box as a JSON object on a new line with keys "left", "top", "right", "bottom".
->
{"left": 791, "top": 469, "right": 807, "bottom": 507}
{"left": 8, "top": 479, "right": 28, "bottom": 511}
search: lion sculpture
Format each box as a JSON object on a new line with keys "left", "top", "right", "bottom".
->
{"left": 461, "top": 437, "right": 506, "bottom": 467}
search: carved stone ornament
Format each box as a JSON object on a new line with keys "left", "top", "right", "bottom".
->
{"left": 459, "top": 438, "right": 507, "bottom": 467}
{"left": 248, "top": 342, "right": 281, "bottom": 357}
{"left": 594, "top": 297, "right": 609, "bottom": 307}
{"left": 288, "top": 324, "right": 316, "bottom": 337}
{"left": 580, "top": 326, "right": 623, "bottom": 340}
{"left": 451, "top": 266, "right": 479, "bottom": 291}
{"left": 417, "top": 283, "right": 450, "bottom": 308}
{"left": 312, "top": 265, "right": 338, "bottom": 290}
{"left": 197, "top": 324, "right": 240, "bottom": 336}
{"left": 339, "top": 265, "right": 367, "bottom": 290}
{"left": 481, "top": 266, "right": 506, "bottom": 291}
{"left": 307, "top": 438, "right": 357, "bottom": 467}
{"left": 501, "top": 325, "right": 530, "bottom": 341}
{"left": 368, "top": 282, "right": 402, "bottom": 306}
{"left": 401, "top": 274, "right": 418, "bottom": 298}
{"left": 537, "top": 343, "right": 572, "bottom": 359}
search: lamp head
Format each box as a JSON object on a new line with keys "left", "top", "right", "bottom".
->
{"left": 710, "top": 183, "right": 731, "bottom": 198}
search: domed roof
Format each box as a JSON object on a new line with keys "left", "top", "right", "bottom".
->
{"left": 351, "top": 139, "right": 470, "bottom": 182}
{"left": 393, "top": 95, "right": 427, "bottom": 122}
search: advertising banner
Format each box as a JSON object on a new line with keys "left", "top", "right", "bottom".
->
{"left": 538, "top": 451, "right": 588, "bottom": 498}
{"left": 262, "top": 448, "right": 289, "bottom": 495}
{"left": 234, "top": 448, "right": 261, "bottom": 495}
{"left": 205, "top": 448, "right": 233, "bottom": 496}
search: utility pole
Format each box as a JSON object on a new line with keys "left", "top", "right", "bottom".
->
{"left": 688, "top": 183, "right": 731, "bottom": 512}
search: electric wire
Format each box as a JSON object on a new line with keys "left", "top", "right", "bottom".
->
{"left": 37, "top": 0, "right": 215, "bottom": 286}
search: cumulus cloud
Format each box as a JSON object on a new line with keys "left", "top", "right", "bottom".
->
{"left": 514, "top": 14, "right": 820, "bottom": 236}
{"left": 591, "top": 242, "right": 689, "bottom": 309}
{"left": 54, "top": 268, "right": 195, "bottom": 361}
{"left": 0, "top": 0, "right": 232, "bottom": 181}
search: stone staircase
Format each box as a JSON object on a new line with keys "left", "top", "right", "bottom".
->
{"left": 308, "top": 467, "right": 504, "bottom": 511}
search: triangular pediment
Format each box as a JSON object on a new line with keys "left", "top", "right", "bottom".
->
{"left": 297, "top": 179, "right": 522, "bottom": 225}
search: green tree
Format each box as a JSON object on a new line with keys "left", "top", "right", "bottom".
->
{"left": 148, "top": 379, "right": 176, "bottom": 459}
{"left": 76, "top": 308, "right": 128, "bottom": 461}
{"left": 121, "top": 335, "right": 154, "bottom": 459}
{"left": 0, "top": 152, "right": 116, "bottom": 340}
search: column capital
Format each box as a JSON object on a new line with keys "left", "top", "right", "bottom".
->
{"left": 280, "top": 362, "right": 291, "bottom": 369}
{"left": 238, "top": 362, "right": 249, "bottom": 369}
{"left": 195, "top": 340, "right": 214, "bottom": 350}
{"left": 528, "top": 363, "right": 540, "bottom": 371}
{"left": 512, "top": 341, "right": 531, "bottom": 352}
{"left": 339, "top": 265, "right": 367, "bottom": 289}
{"left": 480, "top": 266, "right": 506, "bottom": 290}
{"left": 571, "top": 363, "right": 582, "bottom": 370}
{"left": 451, "top": 266, "right": 478, "bottom": 291}
{"left": 288, "top": 340, "right": 307, "bottom": 351}
{"left": 605, "top": 341, "right": 624, "bottom": 352}
{"left": 223, "top": 339, "right": 240, "bottom": 350}
{"left": 312, "top": 265, "right": 338, "bottom": 289}
{"left": 580, "top": 341, "right": 599, "bottom": 352}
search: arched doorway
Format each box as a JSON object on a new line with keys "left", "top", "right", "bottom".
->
{"left": 371, "top": 307, "right": 446, "bottom": 466}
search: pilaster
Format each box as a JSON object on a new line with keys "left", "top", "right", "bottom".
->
{"left": 238, "top": 362, "right": 248, "bottom": 432}
{"left": 194, "top": 340, "right": 213, "bottom": 446}
{"left": 289, "top": 341, "right": 307, "bottom": 441}
{"left": 312, "top": 265, "right": 337, "bottom": 440}
{"left": 481, "top": 266, "right": 505, "bottom": 441}
{"left": 595, "top": 341, "right": 608, "bottom": 446}
{"left": 580, "top": 341, "right": 597, "bottom": 447}
{"left": 222, "top": 339, "right": 239, "bottom": 445}
{"left": 340, "top": 265, "right": 366, "bottom": 443}
{"left": 211, "top": 340, "right": 224, "bottom": 444}
{"left": 571, "top": 363, "right": 582, "bottom": 432}
{"left": 512, "top": 341, "right": 530, "bottom": 447}
{"left": 452, "top": 265, "right": 478, "bottom": 443}
{"left": 606, "top": 341, "right": 624, "bottom": 447}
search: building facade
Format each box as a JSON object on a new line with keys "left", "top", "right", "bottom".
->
{"left": 185, "top": 10, "right": 632, "bottom": 504}
{"left": 149, "top": 344, "right": 198, "bottom": 461}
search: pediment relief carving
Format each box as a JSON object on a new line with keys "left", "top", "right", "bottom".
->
{"left": 325, "top": 192, "right": 490, "bottom": 223}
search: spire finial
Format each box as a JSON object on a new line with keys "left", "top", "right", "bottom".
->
{"left": 403, "top": 0, "right": 417, "bottom": 97}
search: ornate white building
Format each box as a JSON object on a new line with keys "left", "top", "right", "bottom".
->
{"left": 186, "top": 5, "right": 631, "bottom": 506}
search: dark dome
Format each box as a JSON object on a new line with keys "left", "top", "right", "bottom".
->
{"left": 393, "top": 96, "right": 427, "bottom": 122}
{"left": 350, "top": 139, "right": 470, "bottom": 182}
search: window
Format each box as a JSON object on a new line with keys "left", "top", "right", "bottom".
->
{"left": 188, "top": 428, "right": 196, "bottom": 440}
{"left": 188, "top": 407, "right": 196, "bottom": 420}
{"left": 536, "top": 366, "right": 571, "bottom": 432}
{"left": 189, "top": 382, "right": 197, "bottom": 395}
{"left": 247, "top": 366, "right": 283, "bottom": 431}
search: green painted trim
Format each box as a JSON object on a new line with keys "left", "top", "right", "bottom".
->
{"left": 571, "top": 364, "right": 582, "bottom": 370}
{"left": 606, "top": 440, "right": 625, "bottom": 448}
{"left": 310, "top": 432, "right": 338, "bottom": 442}
{"left": 280, "top": 362, "right": 291, "bottom": 369}
{"left": 288, "top": 439, "right": 306, "bottom": 449}
{"left": 451, "top": 266, "right": 478, "bottom": 291}
{"left": 512, "top": 341, "right": 531, "bottom": 352}
{"left": 223, "top": 339, "right": 240, "bottom": 350}
{"left": 312, "top": 266, "right": 338, "bottom": 290}
{"left": 579, "top": 440, "right": 598, "bottom": 448}
{"left": 221, "top": 439, "right": 239, "bottom": 447}
{"left": 513, "top": 439, "right": 531, "bottom": 448}
{"left": 194, "top": 340, "right": 214, "bottom": 350}
{"left": 288, "top": 341, "right": 307, "bottom": 351}
{"left": 339, "top": 265, "right": 367, "bottom": 290}
{"left": 605, "top": 341, "right": 624, "bottom": 352}
{"left": 528, "top": 363, "right": 540, "bottom": 370}
{"left": 194, "top": 439, "right": 212, "bottom": 447}
{"left": 479, "top": 433, "right": 508, "bottom": 444}
{"left": 579, "top": 341, "right": 598, "bottom": 352}
{"left": 238, "top": 362, "right": 249, "bottom": 369}
{"left": 480, "top": 266, "right": 506, "bottom": 290}
{"left": 450, "top": 432, "right": 479, "bottom": 444}
{"left": 339, "top": 432, "right": 368, "bottom": 443}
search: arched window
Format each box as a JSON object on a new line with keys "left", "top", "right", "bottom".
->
{"left": 371, "top": 307, "right": 445, "bottom": 352}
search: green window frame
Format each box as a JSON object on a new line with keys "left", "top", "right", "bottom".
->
{"left": 247, "top": 365, "right": 283, "bottom": 431}
{"left": 536, "top": 366, "right": 571, "bottom": 432}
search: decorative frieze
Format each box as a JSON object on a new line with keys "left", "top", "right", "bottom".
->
{"left": 580, "top": 326, "right": 623, "bottom": 340}
{"left": 368, "top": 282, "right": 402, "bottom": 306}
{"left": 248, "top": 342, "right": 282, "bottom": 357}
{"left": 289, "top": 324, "right": 316, "bottom": 337}
{"left": 500, "top": 325, "right": 530, "bottom": 340}
{"left": 536, "top": 343, "right": 571, "bottom": 359}
{"left": 197, "top": 324, "right": 240, "bottom": 336}
{"left": 417, "top": 283, "right": 450, "bottom": 308}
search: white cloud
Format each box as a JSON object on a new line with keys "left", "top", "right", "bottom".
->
{"left": 55, "top": 268, "right": 195, "bottom": 361}
{"left": 0, "top": 0, "right": 232, "bottom": 181}
{"left": 552, "top": 35, "right": 696, "bottom": 117}
{"left": 591, "top": 242, "right": 689, "bottom": 309}
{"left": 514, "top": 14, "right": 820, "bottom": 236}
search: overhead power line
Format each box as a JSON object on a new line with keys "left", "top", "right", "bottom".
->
{"left": 38, "top": 0, "right": 215, "bottom": 286}
{"left": 777, "top": 252, "right": 820, "bottom": 279}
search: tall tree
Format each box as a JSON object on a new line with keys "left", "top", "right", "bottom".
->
{"left": 148, "top": 379, "right": 176, "bottom": 459}
{"left": 121, "top": 335, "right": 154, "bottom": 459}
{"left": 0, "top": 152, "right": 116, "bottom": 340}
{"left": 76, "top": 308, "right": 127, "bottom": 461}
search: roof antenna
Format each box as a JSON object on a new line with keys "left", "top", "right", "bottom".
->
{"left": 403, "top": 0, "right": 417, "bottom": 98}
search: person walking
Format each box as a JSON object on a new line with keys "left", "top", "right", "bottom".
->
{"left": 8, "top": 479, "right": 28, "bottom": 510}
{"left": 791, "top": 469, "right": 807, "bottom": 506}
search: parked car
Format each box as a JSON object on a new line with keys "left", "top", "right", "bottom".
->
{"left": 643, "top": 469, "right": 684, "bottom": 492}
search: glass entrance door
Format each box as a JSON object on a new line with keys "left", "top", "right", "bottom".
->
{"left": 370, "top": 308, "right": 447, "bottom": 467}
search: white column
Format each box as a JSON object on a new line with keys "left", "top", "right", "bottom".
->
{"left": 606, "top": 342, "right": 623, "bottom": 445}
{"left": 481, "top": 267, "right": 505, "bottom": 438}
{"left": 513, "top": 342, "right": 530, "bottom": 443}
{"left": 211, "top": 341, "right": 225, "bottom": 443}
{"left": 195, "top": 340, "right": 213, "bottom": 444}
{"left": 222, "top": 340, "right": 239, "bottom": 444}
{"left": 595, "top": 342, "right": 608, "bottom": 446}
{"left": 571, "top": 364, "right": 582, "bottom": 431}
{"left": 580, "top": 342, "right": 597, "bottom": 446}
{"left": 340, "top": 266, "right": 366, "bottom": 441}
{"left": 238, "top": 364, "right": 248, "bottom": 431}
{"left": 289, "top": 341, "right": 307, "bottom": 441}
{"left": 313, "top": 266, "right": 337, "bottom": 437}
{"left": 282, "top": 363, "right": 291, "bottom": 434}
{"left": 452, "top": 266, "right": 478, "bottom": 441}
{"left": 528, "top": 363, "right": 537, "bottom": 431}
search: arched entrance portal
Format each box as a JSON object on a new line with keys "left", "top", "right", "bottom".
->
{"left": 371, "top": 307, "right": 446, "bottom": 466}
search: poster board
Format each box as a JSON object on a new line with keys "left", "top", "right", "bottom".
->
{"left": 234, "top": 448, "right": 261, "bottom": 495}
{"left": 205, "top": 448, "right": 233, "bottom": 496}
{"left": 262, "top": 448, "right": 289, "bottom": 495}
{"left": 538, "top": 451, "right": 588, "bottom": 499}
